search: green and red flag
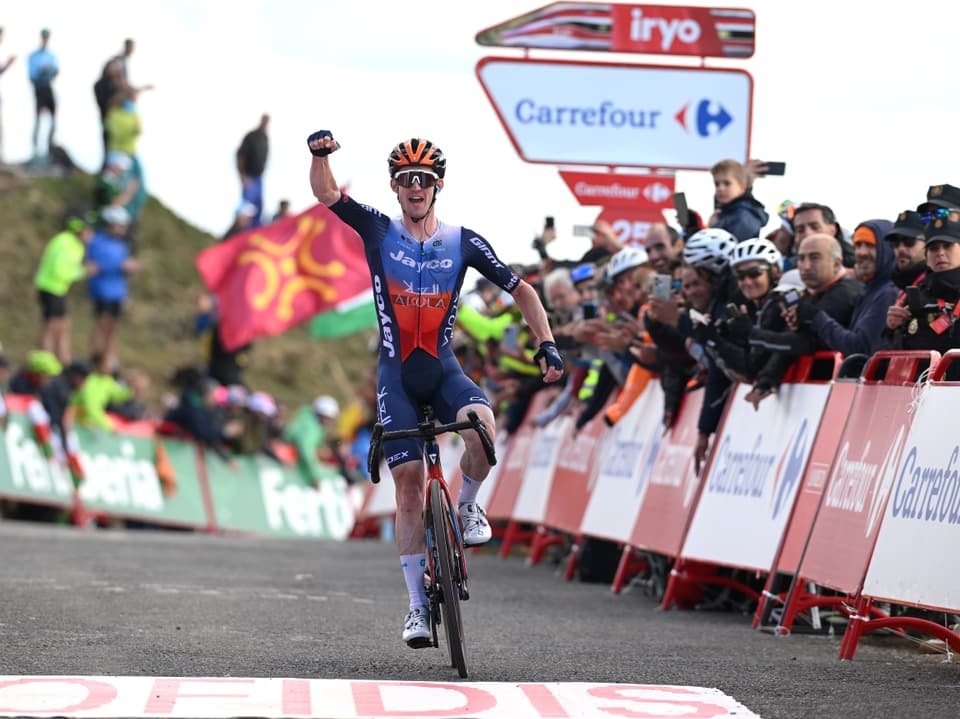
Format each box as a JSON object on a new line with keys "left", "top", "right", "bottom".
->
{"left": 196, "top": 205, "right": 371, "bottom": 350}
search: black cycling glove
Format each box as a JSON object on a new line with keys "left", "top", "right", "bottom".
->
{"left": 534, "top": 341, "right": 564, "bottom": 377}
{"left": 307, "top": 130, "right": 340, "bottom": 157}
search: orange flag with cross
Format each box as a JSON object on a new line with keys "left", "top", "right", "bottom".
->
{"left": 196, "top": 204, "right": 371, "bottom": 351}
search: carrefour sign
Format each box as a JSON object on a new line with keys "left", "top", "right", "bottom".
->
{"left": 476, "top": 57, "right": 752, "bottom": 170}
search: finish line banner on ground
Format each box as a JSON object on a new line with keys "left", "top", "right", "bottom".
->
{"left": 0, "top": 677, "right": 759, "bottom": 718}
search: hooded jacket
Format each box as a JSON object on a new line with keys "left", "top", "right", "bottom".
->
{"left": 712, "top": 190, "right": 770, "bottom": 242}
{"left": 809, "top": 219, "right": 896, "bottom": 357}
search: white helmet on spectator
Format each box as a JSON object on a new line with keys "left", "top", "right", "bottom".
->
{"left": 605, "top": 246, "right": 649, "bottom": 282}
{"left": 729, "top": 237, "right": 782, "bottom": 269}
{"left": 312, "top": 395, "right": 340, "bottom": 419}
{"left": 683, "top": 228, "right": 737, "bottom": 274}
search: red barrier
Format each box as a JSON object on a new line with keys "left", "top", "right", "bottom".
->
{"left": 775, "top": 350, "right": 939, "bottom": 636}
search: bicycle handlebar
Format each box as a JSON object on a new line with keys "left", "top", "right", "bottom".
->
{"left": 366, "top": 410, "right": 497, "bottom": 484}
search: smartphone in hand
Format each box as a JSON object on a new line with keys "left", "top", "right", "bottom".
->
{"left": 673, "top": 192, "right": 690, "bottom": 228}
{"left": 651, "top": 273, "right": 672, "bottom": 300}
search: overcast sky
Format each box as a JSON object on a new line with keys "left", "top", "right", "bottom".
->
{"left": 3, "top": 1, "right": 959, "bottom": 267}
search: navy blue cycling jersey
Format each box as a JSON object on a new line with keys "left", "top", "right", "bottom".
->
{"left": 328, "top": 192, "right": 520, "bottom": 364}
{"left": 328, "top": 192, "right": 520, "bottom": 467}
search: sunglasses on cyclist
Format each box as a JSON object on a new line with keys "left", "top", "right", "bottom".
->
{"left": 920, "top": 208, "right": 951, "bottom": 223}
{"left": 736, "top": 266, "right": 768, "bottom": 281}
{"left": 394, "top": 170, "right": 439, "bottom": 189}
{"left": 889, "top": 235, "right": 919, "bottom": 248}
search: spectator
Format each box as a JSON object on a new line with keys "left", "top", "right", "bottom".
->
{"left": 791, "top": 201, "right": 855, "bottom": 269}
{"left": 708, "top": 158, "right": 770, "bottom": 241}
{"left": 104, "top": 87, "right": 146, "bottom": 246}
{"left": 644, "top": 222, "right": 685, "bottom": 274}
{"left": 747, "top": 233, "right": 863, "bottom": 407}
{"left": 86, "top": 205, "right": 144, "bottom": 370}
{"left": 679, "top": 228, "right": 741, "bottom": 473}
{"left": 886, "top": 210, "right": 928, "bottom": 292}
{"left": 94, "top": 151, "right": 146, "bottom": 248}
{"left": 222, "top": 200, "right": 260, "bottom": 240}
{"left": 236, "top": 114, "right": 270, "bottom": 225}
{"left": 272, "top": 199, "right": 291, "bottom": 222}
{"left": 27, "top": 28, "right": 58, "bottom": 161}
{"left": 8, "top": 349, "right": 62, "bottom": 396}
{"left": 284, "top": 395, "right": 350, "bottom": 486}
{"left": 233, "top": 390, "right": 282, "bottom": 461}
{"left": 163, "top": 370, "right": 237, "bottom": 461}
{"left": 793, "top": 219, "right": 896, "bottom": 357}
{"left": 195, "top": 293, "right": 252, "bottom": 388}
{"left": 108, "top": 367, "right": 151, "bottom": 421}
{"left": 93, "top": 39, "right": 153, "bottom": 167}
{"left": 0, "top": 27, "right": 15, "bottom": 163}
{"left": 885, "top": 218, "right": 960, "bottom": 353}
{"left": 63, "top": 353, "right": 132, "bottom": 431}
{"left": 34, "top": 208, "right": 96, "bottom": 363}
{"left": 917, "top": 183, "right": 960, "bottom": 223}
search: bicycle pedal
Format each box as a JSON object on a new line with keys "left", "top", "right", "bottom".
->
{"left": 406, "top": 636, "right": 433, "bottom": 650}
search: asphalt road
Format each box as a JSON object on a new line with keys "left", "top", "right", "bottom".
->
{"left": 0, "top": 521, "right": 957, "bottom": 718}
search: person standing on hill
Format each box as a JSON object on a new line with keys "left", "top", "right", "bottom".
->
{"left": 236, "top": 114, "right": 269, "bottom": 227}
{"left": 34, "top": 209, "right": 96, "bottom": 364}
{"left": 28, "top": 28, "right": 58, "bottom": 160}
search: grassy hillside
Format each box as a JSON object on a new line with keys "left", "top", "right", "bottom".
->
{"left": 0, "top": 166, "right": 377, "bottom": 413}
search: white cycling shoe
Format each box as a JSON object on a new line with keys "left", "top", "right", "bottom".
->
{"left": 403, "top": 606, "right": 431, "bottom": 648}
{"left": 458, "top": 502, "right": 492, "bottom": 546}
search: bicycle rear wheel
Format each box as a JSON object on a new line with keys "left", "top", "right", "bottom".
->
{"left": 430, "top": 479, "right": 467, "bottom": 678}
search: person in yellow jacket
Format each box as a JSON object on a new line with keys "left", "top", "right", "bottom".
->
{"left": 34, "top": 209, "right": 96, "bottom": 364}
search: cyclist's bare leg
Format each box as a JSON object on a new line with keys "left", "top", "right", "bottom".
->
{"left": 456, "top": 402, "right": 496, "bottom": 482}
{"left": 391, "top": 460, "right": 427, "bottom": 555}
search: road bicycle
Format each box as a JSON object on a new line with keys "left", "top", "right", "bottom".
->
{"left": 367, "top": 405, "right": 497, "bottom": 678}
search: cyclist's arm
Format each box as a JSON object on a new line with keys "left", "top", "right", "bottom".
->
{"left": 511, "top": 280, "right": 555, "bottom": 346}
{"left": 309, "top": 147, "right": 341, "bottom": 206}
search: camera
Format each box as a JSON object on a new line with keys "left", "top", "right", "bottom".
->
{"left": 781, "top": 288, "right": 802, "bottom": 307}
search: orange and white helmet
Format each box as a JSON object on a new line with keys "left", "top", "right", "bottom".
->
{"left": 387, "top": 138, "right": 446, "bottom": 178}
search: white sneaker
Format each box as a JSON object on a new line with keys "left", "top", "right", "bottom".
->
{"left": 402, "top": 606, "right": 431, "bottom": 648}
{"left": 458, "top": 502, "right": 492, "bottom": 546}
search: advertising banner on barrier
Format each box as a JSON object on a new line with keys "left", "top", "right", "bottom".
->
{"left": 797, "top": 383, "right": 914, "bottom": 594}
{"left": 512, "top": 415, "right": 570, "bottom": 523}
{"left": 680, "top": 382, "right": 829, "bottom": 571}
{"left": 486, "top": 391, "right": 554, "bottom": 520}
{"left": 863, "top": 384, "right": 960, "bottom": 611}
{"left": 579, "top": 382, "right": 665, "bottom": 543}
{"left": 544, "top": 410, "right": 609, "bottom": 534}
{"left": 773, "top": 381, "right": 858, "bottom": 574}
{"left": 204, "top": 452, "right": 354, "bottom": 540}
{"left": 477, "top": 434, "right": 510, "bottom": 509}
{"left": 628, "top": 387, "right": 703, "bottom": 557}
{"left": 0, "top": 408, "right": 208, "bottom": 528}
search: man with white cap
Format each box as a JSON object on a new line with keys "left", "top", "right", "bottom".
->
{"left": 283, "top": 394, "right": 346, "bottom": 487}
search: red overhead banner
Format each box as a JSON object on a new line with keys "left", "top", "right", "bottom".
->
{"left": 476, "top": 3, "right": 756, "bottom": 58}
{"left": 560, "top": 170, "right": 674, "bottom": 208}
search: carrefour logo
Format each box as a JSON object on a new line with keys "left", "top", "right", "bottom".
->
{"left": 675, "top": 99, "right": 733, "bottom": 137}
{"left": 769, "top": 419, "right": 809, "bottom": 519}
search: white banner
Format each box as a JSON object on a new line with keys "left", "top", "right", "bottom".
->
{"left": 863, "top": 385, "right": 960, "bottom": 611}
{"left": 680, "top": 382, "right": 829, "bottom": 571}
{"left": 512, "top": 415, "right": 571, "bottom": 523}
{"left": 579, "top": 381, "right": 665, "bottom": 542}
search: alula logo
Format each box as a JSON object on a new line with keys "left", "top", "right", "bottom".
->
{"left": 770, "top": 419, "right": 809, "bottom": 519}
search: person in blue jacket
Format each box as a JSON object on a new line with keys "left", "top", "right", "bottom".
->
{"left": 86, "top": 205, "right": 142, "bottom": 370}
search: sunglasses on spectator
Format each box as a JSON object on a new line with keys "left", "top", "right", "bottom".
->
{"left": 394, "top": 170, "right": 438, "bottom": 188}
{"left": 920, "top": 208, "right": 951, "bottom": 223}
{"left": 889, "top": 236, "right": 919, "bottom": 248}
{"left": 671, "top": 279, "right": 683, "bottom": 291}
{"left": 735, "top": 266, "right": 767, "bottom": 281}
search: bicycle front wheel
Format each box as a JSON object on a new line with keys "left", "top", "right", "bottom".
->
{"left": 430, "top": 479, "right": 467, "bottom": 678}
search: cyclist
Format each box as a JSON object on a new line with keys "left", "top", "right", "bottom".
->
{"left": 307, "top": 131, "right": 564, "bottom": 647}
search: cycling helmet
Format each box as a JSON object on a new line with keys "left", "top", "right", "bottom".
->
{"left": 605, "top": 246, "right": 649, "bottom": 281}
{"left": 387, "top": 138, "right": 446, "bottom": 178}
{"left": 683, "top": 228, "right": 737, "bottom": 274}
{"left": 729, "top": 237, "right": 782, "bottom": 268}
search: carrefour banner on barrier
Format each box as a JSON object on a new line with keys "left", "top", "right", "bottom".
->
{"left": 863, "top": 385, "right": 960, "bottom": 611}
{"left": 680, "top": 382, "right": 829, "bottom": 571}
{"left": 204, "top": 451, "right": 355, "bottom": 539}
{"left": 0, "top": 411, "right": 207, "bottom": 528}
{"left": 579, "top": 382, "right": 665, "bottom": 543}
